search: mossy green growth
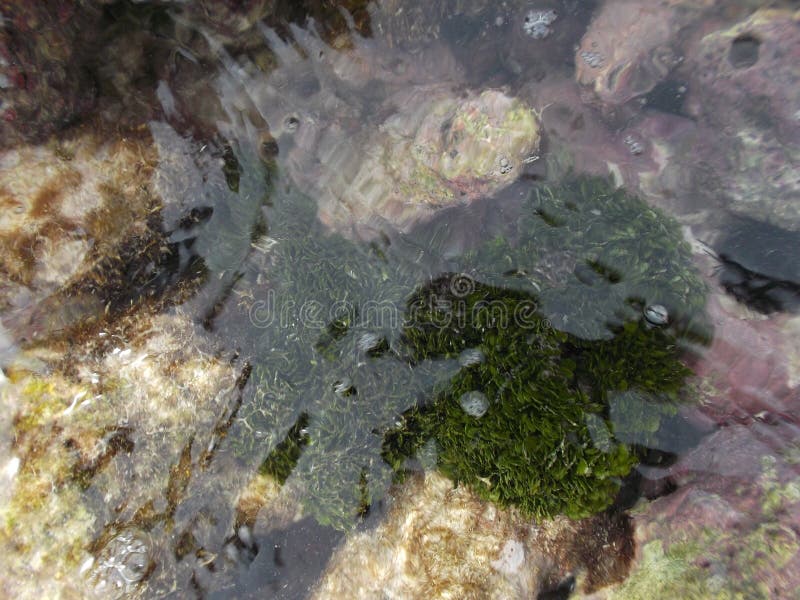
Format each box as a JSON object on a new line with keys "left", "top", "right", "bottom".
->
{"left": 463, "top": 175, "right": 708, "bottom": 340}
{"left": 608, "top": 522, "right": 799, "bottom": 600}
{"left": 211, "top": 158, "right": 706, "bottom": 529}
{"left": 385, "top": 274, "right": 689, "bottom": 519}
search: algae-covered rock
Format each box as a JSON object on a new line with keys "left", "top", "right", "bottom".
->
{"left": 226, "top": 170, "right": 705, "bottom": 530}
{"left": 212, "top": 8, "right": 540, "bottom": 237}
{"left": 311, "top": 470, "right": 635, "bottom": 599}
{"left": 0, "top": 311, "right": 247, "bottom": 599}
{"left": 0, "top": 126, "right": 169, "bottom": 343}
{"left": 0, "top": 1, "right": 101, "bottom": 148}
{"left": 314, "top": 86, "right": 541, "bottom": 233}
{"left": 574, "top": 0, "right": 714, "bottom": 110}
{"left": 602, "top": 423, "right": 800, "bottom": 599}
{"left": 681, "top": 8, "right": 800, "bottom": 231}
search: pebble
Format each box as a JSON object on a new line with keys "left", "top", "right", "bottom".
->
{"left": 623, "top": 134, "right": 644, "bottom": 155}
{"left": 523, "top": 10, "right": 557, "bottom": 40}
{"left": 92, "top": 529, "right": 151, "bottom": 591}
{"left": 333, "top": 377, "right": 354, "bottom": 395}
{"left": 580, "top": 51, "right": 605, "bottom": 69}
{"left": 356, "top": 332, "right": 383, "bottom": 353}
{"left": 459, "top": 390, "right": 489, "bottom": 418}
{"left": 458, "top": 348, "right": 486, "bottom": 367}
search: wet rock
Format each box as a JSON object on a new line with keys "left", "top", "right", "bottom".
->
{"left": 575, "top": 0, "right": 713, "bottom": 111}
{"left": 368, "top": 0, "right": 501, "bottom": 48}
{"left": 509, "top": 1, "right": 597, "bottom": 69}
{"left": 0, "top": 314, "right": 245, "bottom": 599}
{"left": 313, "top": 86, "right": 540, "bottom": 234}
{"left": 606, "top": 423, "right": 800, "bottom": 599}
{"left": 0, "top": 127, "right": 165, "bottom": 343}
{"left": 521, "top": 77, "right": 663, "bottom": 192}
{"left": 682, "top": 8, "right": 800, "bottom": 230}
{"left": 714, "top": 216, "right": 800, "bottom": 314}
{"left": 435, "top": 1, "right": 597, "bottom": 86}
{"left": 181, "top": 0, "right": 276, "bottom": 45}
{"left": 685, "top": 292, "right": 799, "bottom": 425}
{"left": 311, "top": 471, "right": 634, "bottom": 599}
{"left": 217, "top": 21, "right": 540, "bottom": 237}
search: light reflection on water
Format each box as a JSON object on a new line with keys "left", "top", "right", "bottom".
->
{"left": 0, "top": 1, "right": 799, "bottom": 598}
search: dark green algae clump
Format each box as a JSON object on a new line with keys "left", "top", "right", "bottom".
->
{"left": 201, "top": 143, "right": 707, "bottom": 529}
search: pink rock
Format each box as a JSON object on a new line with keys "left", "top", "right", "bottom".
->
{"left": 575, "top": 0, "right": 713, "bottom": 110}
{"left": 681, "top": 8, "right": 800, "bottom": 229}
{"left": 686, "top": 292, "right": 799, "bottom": 425}
{"left": 618, "top": 421, "right": 800, "bottom": 596}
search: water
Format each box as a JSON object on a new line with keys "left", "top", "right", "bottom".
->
{"left": 1, "top": 1, "right": 799, "bottom": 598}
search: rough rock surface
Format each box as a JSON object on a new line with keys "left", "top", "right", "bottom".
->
{"left": 213, "top": 15, "right": 541, "bottom": 237}
{"left": 574, "top": 0, "right": 714, "bottom": 110}
{"left": 0, "top": 126, "right": 161, "bottom": 342}
{"left": 682, "top": 8, "right": 800, "bottom": 230}
{"left": 0, "top": 1, "right": 102, "bottom": 147}
{"left": 312, "top": 470, "right": 634, "bottom": 599}
{"left": 602, "top": 422, "right": 800, "bottom": 599}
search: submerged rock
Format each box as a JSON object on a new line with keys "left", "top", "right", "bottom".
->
{"left": 575, "top": 0, "right": 713, "bottom": 110}
{"left": 0, "top": 127, "right": 166, "bottom": 343}
{"left": 0, "top": 2, "right": 101, "bottom": 147}
{"left": 686, "top": 292, "right": 799, "bottom": 427}
{"left": 604, "top": 423, "right": 800, "bottom": 599}
{"left": 313, "top": 86, "right": 540, "bottom": 233}
{"left": 681, "top": 8, "right": 800, "bottom": 231}
{"left": 211, "top": 9, "right": 540, "bottom": 237}
{"left": 311, "top": 470, "right": 635, "bottom": 598}
{"left": 0, "top": 310, "right": 246, "bottom": 599}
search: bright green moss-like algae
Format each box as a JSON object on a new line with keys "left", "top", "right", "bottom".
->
{"left": 208, "top": 144, "right": 706, "bottom": 530}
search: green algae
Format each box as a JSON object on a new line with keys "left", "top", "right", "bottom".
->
{"left": 608, "top": 523, "right": 800, "bottom": 600}
{"left": 198, "top": 142, "right": 706, "bottom": 529}
{"left": 383, "top": 277, "right": 688, "bottom": 519}
{"left": 758, "top": 455, "right": 800, "bottom": 517}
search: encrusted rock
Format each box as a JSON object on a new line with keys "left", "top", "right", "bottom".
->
{"left": 682, "top": 8, "right": 800, "bottom": 230}
{"left": 0, "top": 1, "right": 101, "bottom": 147}
{"left": 0, "top": 127, "right": 160, "bottom": 342}
{"left": 219, "top": 20, "right": 540, "bottom": 237}
{"left": 313, "top": 86, "right": 540, "bottom": 233}
{"left": 311, "top": 470, "right": 634, "bottom": 598}
{"left": 575, "top": 0, "right": 713, "bottom": 109}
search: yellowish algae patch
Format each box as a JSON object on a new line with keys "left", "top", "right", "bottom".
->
{"left": 0, "top": 309, "right": 237, "bottom": 598}
{"left": 1, "top": 372, "right": 108, "bottom": 599}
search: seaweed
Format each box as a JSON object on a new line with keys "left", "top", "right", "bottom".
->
{"left": 386, "top": 274, "right": 690, "bottom": 519}
{"left": 215, "top": 162, "right": 707, "bottom": 529}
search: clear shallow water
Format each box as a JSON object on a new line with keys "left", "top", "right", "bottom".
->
{"left": 1, "top": 1, "right": 799, "bottom": 598}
